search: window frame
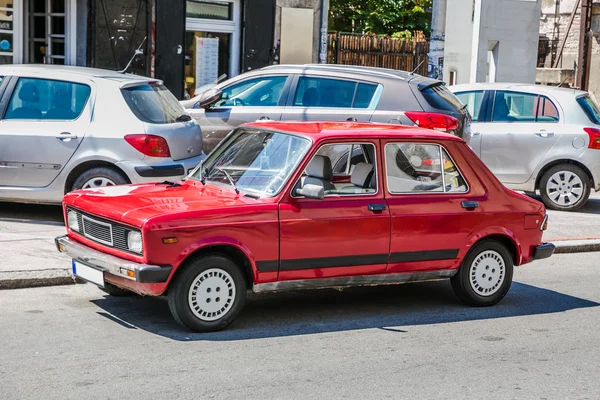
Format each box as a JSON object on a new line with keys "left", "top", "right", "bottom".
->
{"left": 208, "top": 73, "right": 291, "bottom": 110}
{"left": 3, "top": 76, "right": 91, "bottom": 122}
{"left": 384, "top": 141, "right": 470, "bottom": 195}
{"left": 490, "top": 90, "right": 560, "bottom": 124}
{"left": 288, "top": 74, "right": 383, "bottom": 110}
{"left": 291, "top": 141, "right": 380, "bottom": 199}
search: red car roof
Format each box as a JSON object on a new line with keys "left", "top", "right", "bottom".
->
{"left": 240, "top": 121, "right": 463, "bottom": 142}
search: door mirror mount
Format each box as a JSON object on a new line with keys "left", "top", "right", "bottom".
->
{"left": 295, "top": 184, "right": 325, "bottom": 200}
{"left": 198, "top": 88, "right": 223, "bottom": 109}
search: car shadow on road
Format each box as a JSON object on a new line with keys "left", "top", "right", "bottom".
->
{"left": 0, "top": 202, "right": 64, "bottom": 225}
{"left": 90, "top": 280, "right": 599, "bottom": 341}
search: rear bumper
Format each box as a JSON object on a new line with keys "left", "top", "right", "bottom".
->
{"left": 134, "top": 164, "right": 185, "bottom": 178}
{"left": 117, "top": 153, "right": 205, "bottom": 183}
{"left": 532, "top": 242, "right": 556, "bottom": 261}
{"left": 55, "top": 235, "right": 172, "bottom": 284}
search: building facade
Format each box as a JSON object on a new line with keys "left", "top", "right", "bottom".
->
{"left": 2, "top": 0, "right": 325, "bottom": 99}
{"left": 443, "top": 0, "right": 542, "bottom": 85}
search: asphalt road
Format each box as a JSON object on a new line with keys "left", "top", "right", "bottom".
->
{"left": 1, "top": 252, "right": 599, "bottom": 400}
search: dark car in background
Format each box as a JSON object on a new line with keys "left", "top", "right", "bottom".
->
{"left": 181, "top": 64, "right": 471, "bottom": 153}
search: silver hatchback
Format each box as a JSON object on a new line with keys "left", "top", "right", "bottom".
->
{"left": 451, "top": 83, "right": 600, "bottom": 211}
{"left": 0, "top": 65, "right": 203, "bottom": 204}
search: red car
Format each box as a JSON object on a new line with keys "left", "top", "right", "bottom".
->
{"left": 55, "top": 121, "right": 555, "bottom": 332}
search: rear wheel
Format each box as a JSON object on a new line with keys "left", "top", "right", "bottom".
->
{"left": 539, "top": 164, "right": 590, "bottom": 211}
{"left": 168, "top": 255, "right": 246, "bottom": 332}
{"left": 451, "top": 240, "right": 513, "bottom": 307}
{"left": 71, "top": 167, "right": 128, "bottom": 192}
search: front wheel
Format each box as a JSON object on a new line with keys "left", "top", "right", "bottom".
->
{"left": 451, "top": 240, "right": 514, "bottom": 307}
{"left": 539, "top": 164, "right": 590, "bottom": 211}
{"left": 168, "top": 255, "right": 246, "bottom": 332}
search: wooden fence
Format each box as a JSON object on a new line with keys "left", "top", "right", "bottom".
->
{"left": 327, "top": 32, "right": 430, "bottom": 75}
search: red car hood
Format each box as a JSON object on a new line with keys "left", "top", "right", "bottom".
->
{"left": 64, "top": 181, "right": 259, "bottom": 227}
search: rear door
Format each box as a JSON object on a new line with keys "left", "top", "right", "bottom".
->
{"left": 281, "top": 75, "right": 379, "bottom": 122}
{"left": 0, "top": 76, "right": 92, "bottom": 187}
{"left": 187, "top": 74, "right": 290, "bottom": 153}
{"left": 121, "top": 82, "right": 203, "bottom": 161}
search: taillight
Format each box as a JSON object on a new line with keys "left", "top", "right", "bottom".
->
{"left": 124, "top": 134, "right": 171, "bottom": 158}
{"left": 404, "top": 111, "right": 459, "bottom": 133}
{"left": 584, "top": 127, "right": 600, "bottom": 149}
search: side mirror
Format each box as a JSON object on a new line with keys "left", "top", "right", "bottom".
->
{"left": 296, "top": 184, "right": 325, "bottom": 200}
{"left": 198, "top": 88, "right": 223, "bottom": 109}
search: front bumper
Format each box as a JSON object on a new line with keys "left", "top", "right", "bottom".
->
{"left": 55, "top": 235, "right": 172, "bottom": 284}
{"left": 532, "top": 242, "right": 556, "bottom": 261}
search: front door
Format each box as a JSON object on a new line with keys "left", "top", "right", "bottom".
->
{"left": 278, "top": 140, "right": 391, "bottom": 281}
{"left": 477, "top": 90, "right": 561, "bottom": 184}
{"left": 382, "top": 139, "right": 483, "bottom": 273}
{"left": 188, "top": 74, "right": 290, "bottom": 153}
{"left": 28, "top": 0, "right": 68, "bottom": 64}
{"left": 281, "top": 76, "right": 378, "bottom": 122}
{"left": 0, "top": 76, "right": 92, "bottom": 187}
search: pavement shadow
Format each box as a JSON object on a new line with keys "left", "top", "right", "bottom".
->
{"left": 0, "top": 202, "right": 64, "bottom": 225}
{"left": 90, "top": 280, "right": 599, "bottom": 341}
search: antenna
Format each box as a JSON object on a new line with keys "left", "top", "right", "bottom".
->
{"left": 119, "top": 36, "right": 147, "bottom": 74}
{"left": 410, "top": 60, "right": 426, "bottom": 75}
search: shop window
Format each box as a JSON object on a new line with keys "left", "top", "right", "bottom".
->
{"left": 186, "top": 0, "right": 232, "bottom": 20}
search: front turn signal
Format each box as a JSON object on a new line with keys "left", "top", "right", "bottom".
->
{"left": 162, "top": 237, "right": 178, "bottom": 244}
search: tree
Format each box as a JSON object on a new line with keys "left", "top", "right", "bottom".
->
{"left": 329, "top": 0, "right": 432, "bottom": 36}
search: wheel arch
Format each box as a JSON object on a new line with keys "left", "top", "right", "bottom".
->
{"left": 467, "top": 231, "right": 521, "bottom": 266}
{"left": 64, "top": 160, "right": 131, "bottom": 194}
{"left": 535, "top": 159, "right": 594, "bottom": 191}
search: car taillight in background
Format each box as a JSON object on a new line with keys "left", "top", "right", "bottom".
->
{"left": 584, "top": 127, "right": 600, "bottom": 150}
{"left": 404, "top": 111, "right": 459, "bottom": 133}
{"left": 124, "top": 134, "right": 171, "bottom": 157}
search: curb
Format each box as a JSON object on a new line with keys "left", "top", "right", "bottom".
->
{"left": 0, "top": 269, "right": 76, "bottom": 290}
{"left": 552, "top": 239, "right": 600, "bottom": 254}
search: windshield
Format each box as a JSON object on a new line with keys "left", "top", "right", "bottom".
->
{"left": 191, "top": 128, "right": 312, "bottom": 196}
{"left": 578, "top": 95, "right": 600, "bottom": 125}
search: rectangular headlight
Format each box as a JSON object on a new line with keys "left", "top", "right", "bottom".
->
{"left": 67, "top": 210, "right": 80, "bottom": 232}
{"left": 127, "top": 231, "right": 143, "bottom": 253}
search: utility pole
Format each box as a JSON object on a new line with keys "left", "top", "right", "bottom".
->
{"left": 576, "top": 0, "right": 593, "bottom": 90}
{"left": 319, "top": 0, "right": 330, "bottom": 64}
{"left": 428, "top": 0, "right": 447, "bottom": 80}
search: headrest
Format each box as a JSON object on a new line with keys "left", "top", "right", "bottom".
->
{"left": 351, "top": 163, "right": 373, "bottom": 187}
{"left": 19, "top": 83, "right": 40, "bottom": 103}
{"left": 302, "top": 87, "right": 320, "bottom": 107}
{"left": 306, "top": 155, "right": 333, "bottom": 180}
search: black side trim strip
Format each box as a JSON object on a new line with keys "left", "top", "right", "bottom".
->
{"left": 390, "top": 249, "right": 459, "bottom": 263}
{"left": 256, "top": 260, "right": 279, "bottom": 272}
{"left": 136, "top": 266, "right": 172, "bottom": 283}
{"left": 134, "top": 165, "right": 185, "bottom": 178}
{"left": 280, "top": 254, "right": 388, "bottom": 271}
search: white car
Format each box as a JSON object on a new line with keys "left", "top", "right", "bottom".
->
{"left": 0, "top": 65, "right": 204, "bottom": 204}
{"left": 451, "top": 83, "right": 600, "bottom": 211}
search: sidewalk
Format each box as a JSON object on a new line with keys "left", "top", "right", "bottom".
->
{"left": 0, "top": 193, "right": 599, "bottom": 290}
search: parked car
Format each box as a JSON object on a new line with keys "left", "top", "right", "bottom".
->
{"left": 182, "top": 64, "right": 471, "bottom": 153}
{"left": 0, "top": 65, "right": 203, "bottom": 204}
{"left": 450, "top": 83, "right": 600, "bottom": 211}
{"left": 55, "top": 121, "right": 554, "bottom": 332}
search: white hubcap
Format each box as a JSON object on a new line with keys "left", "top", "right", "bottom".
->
{"left": 469, "top": 250, "right": 505, "bottom": 296}
{"left": 546, "top": 171, "right": 584, "bottom": 207}
{"left": 82, "top": 177, "right": 116, "bottom": 189}
{"left": 188, "top": 268, "right": 236, "bottom": 322}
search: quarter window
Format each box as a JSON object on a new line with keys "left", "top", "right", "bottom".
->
{"left": 385, "top": 143, "right": 467, "bottom": 194}
{"left": 215, "top": 76, "right": 288, "bottom": 107}
{"left": 455, "top": 91, "right": 484, "bottom": 122}
{"left": 293, "top": 77, "right": 378, "bottom": 109}
{"left": 4, "top": 78, "right": 91, "bottom": 120}
{"left": 492, "top": 91, "right": 558, "bottom": 123}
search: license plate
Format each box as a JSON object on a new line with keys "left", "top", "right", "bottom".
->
{"left": 72, "top": 260, "right": 105, "bottom": 287}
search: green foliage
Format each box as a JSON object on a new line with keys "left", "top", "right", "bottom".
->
{"left": 329, "top": 0, "right": 432, "bottom": 36}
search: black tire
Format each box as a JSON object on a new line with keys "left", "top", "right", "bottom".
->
{"left": 168, "top": 255, "right": 247, "bottom": 332}
{"left": 99, "top": 282, "right": 134, "bottom": 297}
{"left": 71, "top": 166, "right": 129, "bottom": 192}
{"left": 539, "top": 164, "right": 590, "bottom": 211}
{"left": 451, "top": 240, "right": 514, "bottom": 307}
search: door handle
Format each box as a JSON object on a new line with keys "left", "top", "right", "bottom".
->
{"left": 471, "top": 131, "right": 481, "bottom": 137}
{"left": 368, "top": 204, "right": 386, "bottom": 212}
{"left": 56, "top": 132, "right": 78, "bottom": 142}
{"left": 461, "top": 201, "right": 479, "bottom": 209}
{"left": 535, "top": 131, "right": 554, "bottom": 138}
{"left": 347, "top": 117, "right": 358, "bottom": 122}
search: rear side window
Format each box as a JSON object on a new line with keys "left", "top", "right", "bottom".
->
{"left": 492, "top": 91, "right": 558, "bottom": 123}
{"left": 578, "top": 95, "right": 600, "bottom": 125}
{"left": 421, "top": 84, "right": 464, "bottom": 113}
{"left": 122, "top": 83, "right": 186, "bottom": 124}
{"left": 4, "top": 77, "right": 91, "bottom": 120}
{"left": 455, "top": 91, "right": 484, "bottom": 122}
{"left": 293, "top": 77, "right": 378, "bottom": 109}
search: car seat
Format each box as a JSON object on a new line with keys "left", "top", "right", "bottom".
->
{"left": 300, "top": 155, "right": 336, "bottom": 192}
{"left": 339, "top": 163, "right": 375, "bottom": 194}
{"left": 302, "top": 87, "right": 320, "bottom": 107}
{"left": 7, "top": 83, "right": 42, "bottom": 119}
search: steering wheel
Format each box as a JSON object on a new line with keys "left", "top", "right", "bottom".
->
{"left": 232, "top": 98, "right": 247, "bottom": 106}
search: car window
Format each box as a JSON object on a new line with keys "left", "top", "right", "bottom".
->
{"left": 577, "top": 95, "right": 600, "bottom": 125}
{"left": 455, "top": 91, "right": 484, "bottom": 122}
{"left": 536, "top": 96, "right": 559, "bottom": 122}
{"left": 385, "top": 143, "right": 468, "bottom": 194}
{"left": 421, "top": 84, "right": 464, "bottom": 113}
{"left": 122, "top": 83, "right": 185, "bottom": 124}
{"left": 317, "top": 144, "right": 368, "bottom": 175}
{"left": 296, "top": 142, "right": 377, "bottom": 197}
{"left": 215, "top": 76, "right": 288, "bottom": 107}
{"left": 491, "top": 91, "right": 558, "bottom": 123}
{"left": 293, "top": 77, "right": 377, "bottom": 109}
{"left": 4, "top": 77, "right": 91, "bottom": 121}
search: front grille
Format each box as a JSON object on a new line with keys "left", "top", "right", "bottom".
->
{"left": 68, "top": 207, "right": 143, "bottom": 255}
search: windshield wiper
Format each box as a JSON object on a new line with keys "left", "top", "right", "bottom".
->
{"left": 215, "top": 167, "right": 240, "bottom": 194}
{"left": 176, "top": 114, "right": 192, "bottom": 122}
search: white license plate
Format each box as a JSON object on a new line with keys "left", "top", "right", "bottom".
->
{"left": 72, "top": 260, "right": 105, "bottom": 287}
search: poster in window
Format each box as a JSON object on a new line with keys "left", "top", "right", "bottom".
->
{"left": 195, "top": 37, "right": 219, "bottom": 87}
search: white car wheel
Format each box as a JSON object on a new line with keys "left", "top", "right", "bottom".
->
{"left": 82, "top": 177, "right": 117, "bottom": 189}
{"left": 468, "top": 250, "right": 505, "bottom": 297}
{"left": 188, "top": 268, "right": 236, "bottom": 322}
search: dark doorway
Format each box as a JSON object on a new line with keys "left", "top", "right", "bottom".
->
{"left": 155, "top": 0, "right": 186, "bottom": 99}
{"left": 241, "top": 0, "right": 275, "bottom": 73}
